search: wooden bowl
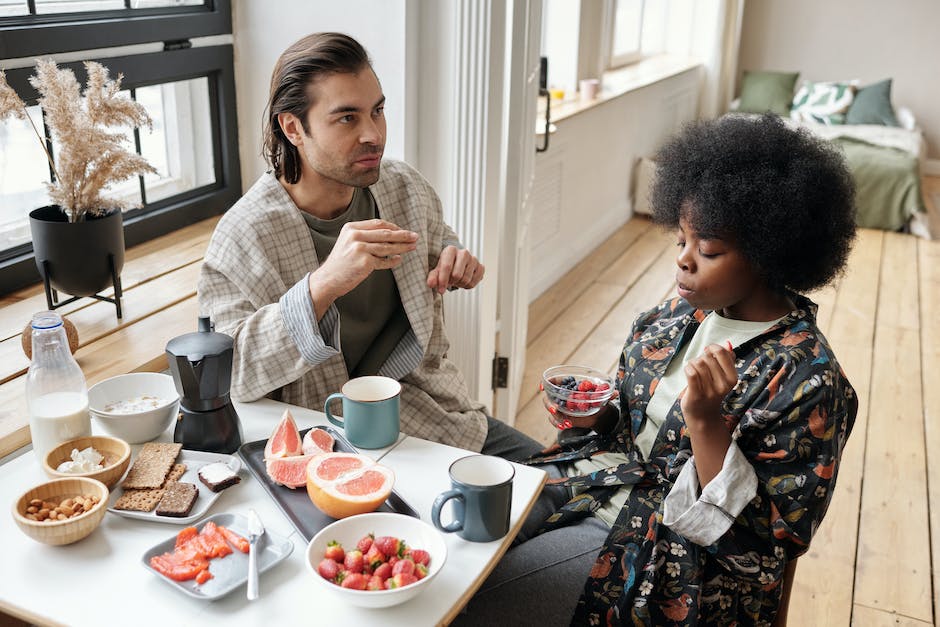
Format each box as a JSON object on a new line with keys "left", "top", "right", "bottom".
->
{"left": 12, "top": 477, "right": 109, "bottom": 546}
{"left": 43, "top": 435, "right": 131, "bottom": 488}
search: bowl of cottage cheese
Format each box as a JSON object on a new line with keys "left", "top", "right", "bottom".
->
{"left": 88, "top": 373, "right": 180, "bottom": 444}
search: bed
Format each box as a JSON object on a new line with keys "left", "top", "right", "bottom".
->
{"left": 728, "top": 72, "right": 932, "bottom": 239}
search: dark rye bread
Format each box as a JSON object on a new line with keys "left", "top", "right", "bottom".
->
{"left": 197, "top": 462, "right": 241, "bottom": 493}
{"left": 155, "top": 482, "right": 198, "bottom": 518}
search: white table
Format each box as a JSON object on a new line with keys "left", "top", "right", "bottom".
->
{"left": 0, "top": 399, "right": 546, "bottom": 627}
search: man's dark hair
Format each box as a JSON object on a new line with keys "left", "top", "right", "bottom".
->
{"left": 263, "top": 32, "right": 372, "bottom": 184}
{"left": 650, "top": 113, "right": 857, "bottom": 293}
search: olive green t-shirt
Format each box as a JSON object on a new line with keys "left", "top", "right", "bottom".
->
{"left": 301, "top": 187, "right": 411, "bottom": 377}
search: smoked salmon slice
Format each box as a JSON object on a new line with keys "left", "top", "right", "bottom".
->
{"left": 149, "top": 523, "right": 251, "bottom": 584}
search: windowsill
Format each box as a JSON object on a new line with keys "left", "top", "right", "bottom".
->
{"left": 538, "top": 54, "right": 701, "bottom": 130}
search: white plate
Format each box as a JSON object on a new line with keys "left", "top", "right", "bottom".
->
{"left": 142, "top": 512, "right": 293, "bottom": 600}
{"left": 108, "top": 449, "right": 242, "bottom": 524}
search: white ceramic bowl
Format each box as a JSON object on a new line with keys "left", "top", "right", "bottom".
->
{"left": 88, "top": 373, "right": 180, "bottom": 444}
{"left": 306, "top": 512, "right": 447, "bottom": 609}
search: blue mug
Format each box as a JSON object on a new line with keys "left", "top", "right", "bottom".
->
{"left": 431, "top": 455, "right": 515, "bottom": 542}
{"left": 324, "top": 376, "right": 401, "bottom": 449}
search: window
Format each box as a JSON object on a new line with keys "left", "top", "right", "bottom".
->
{"left": 606, "top": 0, "right": 645, "bottom": 69}
{"left": 0, "top": 0, "right": 239, "bottom": 294}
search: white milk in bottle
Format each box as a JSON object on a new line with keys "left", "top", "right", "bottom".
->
{"left": 26, "top": 312, "right": 90, "bottom": 463}
{"left": 29, "top": 391, "right": 90, "bottom": 462}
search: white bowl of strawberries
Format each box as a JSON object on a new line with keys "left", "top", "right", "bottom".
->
{"left": 306, "top": 512, "right": 447, "bottom": 609}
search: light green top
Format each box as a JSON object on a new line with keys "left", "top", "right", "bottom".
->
{"left": 570, "top": 310, "right": 784, "bottom": 527}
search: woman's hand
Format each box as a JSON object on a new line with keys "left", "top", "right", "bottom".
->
{"left": 680, "top": 342, "right": 737, "bottom": 425}
{"left": 544, "top": 395, "right": 620, "bottom": 434}
{"left": 680, "top": 342, "right": 737, "bottom": 487}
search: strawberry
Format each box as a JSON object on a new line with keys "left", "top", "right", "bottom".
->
{"left": 414, "top": 563, "right": 429, "bottom": 580}
{"left": 392, "top": 558, "right": 415, "bottom": 576}
{"left": 317, "top": 558, "right": 342, "bottom": 581}
{"left": 406, "top": 548, "right": 430, "bottom": 566}
{"left": 372, "top": 562, "right": 392, "bottom": 581}
{"left": 340, "top": 572, "right": 369, "bottom": 590}
{"left": 366, "top": 574, "right": 385, "bottom": 590}
{"left": 386, "top": 572, "right": 418, "bottom": 589}
{"left": 389, "top": 556, "right": 400, "bottom": 567}
{"left": 356, "top": 533, "right": 374, "bottom": 553}
{"left": 374, "top": 535, "right": 405, "bottom": 558}
{"left": 323, "top": 540, "right": 344, "bottom": 562}
{"left": 365, "top": 544, "right": 386, "bottom": 569}
{"left": 334, "top": 569, "right": 348, "bottom": 585}
{"left": 344, "top": 549, "right": 364, "bottom": 574}
{"left": 577, "top": 379, "right": 596, "bottom": 392}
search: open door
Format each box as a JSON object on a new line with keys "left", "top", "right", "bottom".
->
{"left": 492, "top": 0, "right": 543, "bottom": 424}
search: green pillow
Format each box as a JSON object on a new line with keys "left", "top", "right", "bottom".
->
{"left": 738, "top": 70, "right": 800, "bottom": 116}
{"left": 846, "top": 79, "right": 899, "bottom": 126}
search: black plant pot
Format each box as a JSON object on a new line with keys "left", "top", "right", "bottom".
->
{"left": 29, "top": 205, "right": 125, "bottom": 317}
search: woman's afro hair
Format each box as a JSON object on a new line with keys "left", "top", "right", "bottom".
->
{"left": 649, "top": 113, "right": 857, "bottom": 293}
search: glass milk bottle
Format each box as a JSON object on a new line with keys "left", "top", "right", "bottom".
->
{"left": 26, "top": 311, "right": 90, "bottom": 463}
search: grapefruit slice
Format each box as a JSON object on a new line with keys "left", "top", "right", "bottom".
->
{"left": 264, "top": 409, "right": 303, "bottom": 460}
{"left": 265, "top": 454, "right": 314, "bottom": 488}
{"left": 302, "top": 427, "right": 335, "bottom": 456}
{"left": 306, "top": 452, "right": 394, "bottom": 519}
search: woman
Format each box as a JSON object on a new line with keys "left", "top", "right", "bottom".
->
{"left": 454, "top": 114, "right": 858, "bottom": 626}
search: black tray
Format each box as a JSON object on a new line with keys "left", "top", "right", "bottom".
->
{"left": 238, "top": 425, "right": 417, "bottom": 541}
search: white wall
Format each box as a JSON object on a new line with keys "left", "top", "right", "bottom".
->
{"left": 738, "top": 0, "right": 940, "bottom": 159}
{"left": 231, "top": 0, "right": 411, "bottom": 189}
{"left": 528, "top": 67, "right": 701, "bottom": 301}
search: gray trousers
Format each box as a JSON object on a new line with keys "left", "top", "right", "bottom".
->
{"left": 451, "top": 462, "right": 611, "bottom": 626}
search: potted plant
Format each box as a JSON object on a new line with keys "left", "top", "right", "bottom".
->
{"left": 0, "top": 60, "right": 156, "bottom": 317}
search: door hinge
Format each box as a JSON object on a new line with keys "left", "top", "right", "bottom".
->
{"left": 164, "top": 39, "right": 193, "bottom": 51}
{"left": 492, "top": 356, "right": 509, "bottom": 389}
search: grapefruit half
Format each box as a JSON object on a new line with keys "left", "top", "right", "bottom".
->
{"left": 264, "top": 409, "right": 303, "bottom": 460}
{"left": 306, "top": 452, "right": 394, "bottom": 519}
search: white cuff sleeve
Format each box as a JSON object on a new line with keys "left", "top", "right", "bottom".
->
{"left": 279, "top": 273, "right": 341, "bottom": 364}
{"left": 661, "top": 441, "right": 758, "bottom": 546}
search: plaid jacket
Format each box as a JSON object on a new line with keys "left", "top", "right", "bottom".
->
{"left": 197, "top": 160, "right": 488, "bottom": 451}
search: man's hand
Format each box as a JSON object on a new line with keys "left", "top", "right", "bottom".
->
{"left": 309, "top": 219, "right": 417, "bottom": 318}
{"left": 427, "top": 245, "right": 485, "bottom": 294}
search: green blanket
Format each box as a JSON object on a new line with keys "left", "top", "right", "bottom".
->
{"left": 832, "top": 136, "right": 925, "bottom": 231}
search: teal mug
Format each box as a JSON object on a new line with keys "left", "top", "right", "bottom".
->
{"left": 324, "top": 376, "right": 401, "bottom": 449}
{"left": 431, "top": 455, "right": 515, "bottom": 542}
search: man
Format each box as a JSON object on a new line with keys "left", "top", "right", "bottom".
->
{"left": 198, "top": 32, "right": 540, "bottom": 459}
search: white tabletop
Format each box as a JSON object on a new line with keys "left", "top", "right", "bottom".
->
{"left": 0, "top": 398, "right": 546, "bottom": 627}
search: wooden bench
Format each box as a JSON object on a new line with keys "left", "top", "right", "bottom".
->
{"left": 0, "top": 216, "right": 219, "bottom": 459}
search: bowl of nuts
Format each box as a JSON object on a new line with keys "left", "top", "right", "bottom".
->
{"left": 12, "top": 477, "right": 108, "bottom": 545}
{"left": 43, "top": 435, "right": 131, "bottom": 488}
{"left": 540, "top": 365, "right": 615, "bottom": 429}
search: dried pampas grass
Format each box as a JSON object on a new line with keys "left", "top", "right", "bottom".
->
{"left": 0, "top": 60, "right": 156, "bottom": 223}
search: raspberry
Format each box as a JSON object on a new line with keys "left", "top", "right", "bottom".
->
{"left": 577, "top": 379, "right": 596, "bottom": 392}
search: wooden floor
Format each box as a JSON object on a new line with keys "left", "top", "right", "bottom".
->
{"left": 514, "top": 210, "right": 940, "bottom": 625}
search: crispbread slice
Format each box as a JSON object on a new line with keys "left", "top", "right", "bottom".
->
{"left": 166, "top": 463, "right": 187, "bottom": 483}
{"left": 155, "top": 482, "right": 198, "bottom": 518}
{"left": 121, "top": 442, "right": 182, "bottom": 489}
{"left": 114, "top": 488, "right": 165, "bottom": 512}
{"left": 112, "top": 463, "right": 189, "bottom": 513}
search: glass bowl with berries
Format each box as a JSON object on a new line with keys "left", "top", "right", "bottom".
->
{"left": 540, "top": 365, "right": 615, "bottom": 429}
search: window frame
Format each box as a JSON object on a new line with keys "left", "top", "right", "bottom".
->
{"left": 0, "top": 0, "right": 230, "bottom": 58}
{"left": 0, "top": 2, "right": 239, "bottom": 294}
{"left": 604, "top": 0, "right": 645, "bottom": 70}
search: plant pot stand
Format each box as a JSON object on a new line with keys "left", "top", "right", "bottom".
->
{"left": 40, "top": 254, "right": 123, "bottom": 319}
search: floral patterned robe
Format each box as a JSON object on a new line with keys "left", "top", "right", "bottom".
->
{"left": 527, "top": 294, "right": 856, "bottom": 626}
